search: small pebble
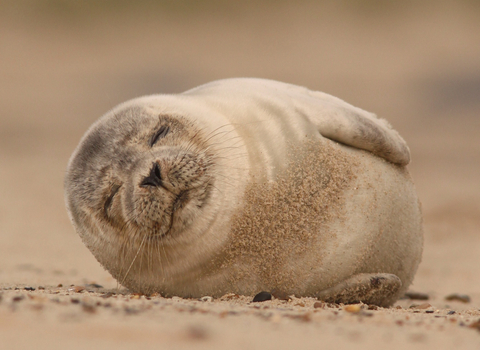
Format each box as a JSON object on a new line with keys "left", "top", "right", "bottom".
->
{"left": 404, "top": 291, "right": 429, "bottom": 300}
{"left": 344, "top": 304, "right": 362, "bottom": 313}
{"left": 57, "top": 284, "right": 63, "bottom": 288}
{"left": 313, "top": 302, "right": 325, "bottom": 309}
{"left": 468, "top": 319, "right": 480, "bottom": 332}
{"left": 24, "top": 287, "right": 35, "bottom": 291}
{"left": 68, "top": 286, "right": 85, "bottom": 293}
{"left": 295, "top": 302, "right": 305, "bottom": 307}
{"left": 12, "top": 295, "right": 25, "bottom": 302}
{"left": 368, "top": 305, "right": 379, "bottom": 310}
{"left": 84, "top": 283, "right": 103, "bottom": 289}
{"left": 199, "top": 296, "right": 213, "bottom": 302}
{"left": 252, "top": 291, "right": 272, "bottom": 302}
{"left": 445, "top": 294, "right": 470, "bottom": 303}
{"left": 410, "top": 303, "right": 431, "bottom": 309}
{"left": 425, "top": 310, "right": 434, "bottom": 314}
{"left": 447, "top": 310, "right": 456, "bottom": 315}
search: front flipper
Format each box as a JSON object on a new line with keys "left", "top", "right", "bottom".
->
{"left": 315, "top": 273, "right": 402, "bottom": 307}
{"left": 293, "top": 86, "right": 411, "bottom": 166}
{"left": 186, "top": 78, "right": 411, "bottom": 166}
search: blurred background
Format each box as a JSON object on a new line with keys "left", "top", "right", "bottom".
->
{"left": 0, "top": 0, "right": 479, "bottom": 298}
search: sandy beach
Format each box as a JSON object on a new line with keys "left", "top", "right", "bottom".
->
{"left": 0, "top": 1, "right": 479, "bottom": 348}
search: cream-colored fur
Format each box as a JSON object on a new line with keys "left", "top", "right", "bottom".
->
{"left": 65, "top": 78, "right": 422, "bottom": 305}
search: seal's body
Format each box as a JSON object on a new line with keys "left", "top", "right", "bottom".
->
{"left": 65, "top": 79, "right": 422, "bottom": 306}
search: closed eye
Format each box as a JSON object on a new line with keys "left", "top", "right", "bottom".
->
{"left": 104, "top": 184, "right": 121, "bottom": 217}
{"left": 150, "top": 125, "right": 170, "bottom": 146}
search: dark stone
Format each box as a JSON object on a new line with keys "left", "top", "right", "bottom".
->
{"left": 445, "top": 293, "right": 470, "bottom": 303}
{"left": 252, "top": 291, "right": 272, "bottom": 302}
{"left": 469, "top": 319, "right": 480, "bottom": 332}
{"left": 404, "top": 291, "right": 429, "bottom": 300}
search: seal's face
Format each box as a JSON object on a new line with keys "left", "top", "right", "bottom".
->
{"left": 65, "top": 106, "right": 215, "bottom": 249}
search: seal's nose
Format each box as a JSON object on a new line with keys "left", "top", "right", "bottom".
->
{"left": 140, "top": 163, "right": 162, "bottom": 188}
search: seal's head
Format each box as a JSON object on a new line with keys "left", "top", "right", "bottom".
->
{"left": 64, "top": 104, "right": 220, "bottom": 293}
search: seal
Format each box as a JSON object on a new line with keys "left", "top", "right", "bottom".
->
{"left": 65, "top": 78, "right": 423, "bottom": 306}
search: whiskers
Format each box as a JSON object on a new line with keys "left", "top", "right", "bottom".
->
{"left": 119, "top": 230, "right": 147, "bottom": 288}
{"left": 115, "top": 204, "right": 173, "bottom": 293}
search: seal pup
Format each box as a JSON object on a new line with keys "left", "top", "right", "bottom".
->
{"left": 65, "top": 78, "right": 423, "bottom": 306}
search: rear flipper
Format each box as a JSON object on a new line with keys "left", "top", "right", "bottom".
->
{"left": 315, "top": 273, "right": 402, "bottom": 307}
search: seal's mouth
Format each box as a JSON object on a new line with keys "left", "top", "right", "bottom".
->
{"left": 172, "top": 190, "right": 189, "bottom": 211}
{"left": 135, "top": 181, "right": 212, "bottom": 241}
{"left": 152, "top": 190, "right": 190, "bottom": 240}
{"left": 121, "top": 145, "right": 214, "bottom": 241}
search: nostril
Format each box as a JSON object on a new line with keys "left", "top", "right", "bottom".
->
{"left": 154, "top": 163, "right": 161, "bottom": 181}
{"left": 140, "top": 178, "right": 158, "bottom": 187}
{"left": 140, "top": 163, "right": 162, "bottom": 188}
